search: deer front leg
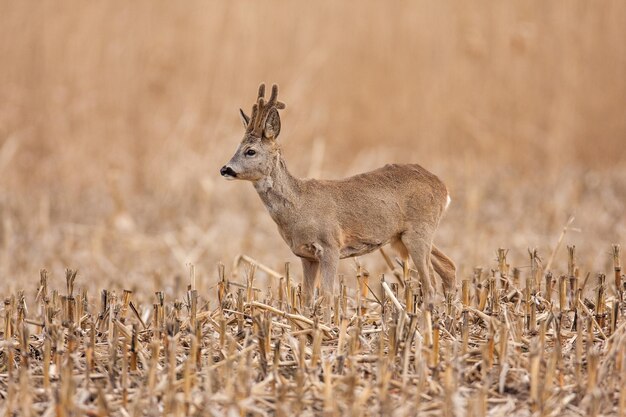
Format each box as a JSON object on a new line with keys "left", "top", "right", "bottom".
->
{"left": 301, "top": 258, "right": 320, "bottom": 308}
{"left": 319, "top": 248, "right": 339, "bottom": 305}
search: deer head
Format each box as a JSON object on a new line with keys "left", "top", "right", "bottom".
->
{"left": 220, "top": 84, "right": 286, "bottom": 181}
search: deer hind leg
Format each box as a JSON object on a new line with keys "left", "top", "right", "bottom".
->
{"left": 391, "top": 237, "right": 410, "bottom": 270}
{"left": 301, "top": 258, "right": 320, "bottom": 308}
{"left": 431, "top": 244, "right": 457, "bottom": 295}
{"left": 401, "top": 230, "right": 435, "bottom": 303}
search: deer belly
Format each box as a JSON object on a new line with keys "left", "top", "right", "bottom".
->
{"left": 340, "top": 240, "right": 386, "bottom": 259}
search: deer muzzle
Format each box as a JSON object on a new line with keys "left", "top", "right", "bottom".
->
{"left": 220, "top": 165, "right": 237, "bottom": 180}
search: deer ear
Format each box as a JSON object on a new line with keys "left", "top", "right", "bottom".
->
{"left": 239, "top": 109, "right": 250, "bottom": 128}
{"left": 263, "top": 108, "right": 281, "bottom": 140}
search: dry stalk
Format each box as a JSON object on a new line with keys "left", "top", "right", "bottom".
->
{"left": 0, "top": 245, "right": 623, "bottom": 416}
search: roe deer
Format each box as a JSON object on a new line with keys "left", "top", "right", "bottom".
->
{"left": 221, "top": 84, "right": 456, "bottom": 307}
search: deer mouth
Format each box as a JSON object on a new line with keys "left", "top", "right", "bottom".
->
{"left": 220, "top": 166, "right": 238, "bottom": 180}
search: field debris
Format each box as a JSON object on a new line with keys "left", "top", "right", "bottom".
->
{"left": 1, "top": 245, "right": 625, "bottom": 416}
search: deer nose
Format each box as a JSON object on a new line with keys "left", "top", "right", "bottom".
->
{"left": 220, "top": 166, "right": 237, "bottom": 178}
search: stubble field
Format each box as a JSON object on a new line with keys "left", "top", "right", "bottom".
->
{"left": 1, "top": 2, "right": 625, "bottom": 416}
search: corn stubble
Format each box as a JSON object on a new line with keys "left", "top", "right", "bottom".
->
{"left": 0, "top": 246, "right": 624, "bottom": 417}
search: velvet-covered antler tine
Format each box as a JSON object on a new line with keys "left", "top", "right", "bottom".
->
{"left": 250, "top": 103, "right": 258, "bottom": 119}
{"left": 257, "top": 84, "right": 266, "bottom": 101}
{"left": 246, "top": 83, "right": 285, "bottom": 135}
{"left": 247, "top": 103, "right": 259, "bottom": 132}
{"left": 268, "top": 84, "right": 279, "bottom": 104}
{"left": 254, "top": 98, "right": 266, "bottom": 132}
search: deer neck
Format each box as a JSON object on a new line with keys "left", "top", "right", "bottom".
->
{"left": 253, "top": 152, "right": 301, "bottom": 221}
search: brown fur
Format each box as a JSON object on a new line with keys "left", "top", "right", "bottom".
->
{"left": 222, "top": 84, "right": 456, "bottom": 306}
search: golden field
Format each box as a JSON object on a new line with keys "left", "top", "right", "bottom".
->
{"left": 1, "top": 2, "right": 625, "bottom": 416}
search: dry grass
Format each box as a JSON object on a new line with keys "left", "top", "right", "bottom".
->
{"left": 1, "top": 1, "right": 626, "bottom": 415}
{"left": 1, "top": 249, "right": 625, "bottom": 416}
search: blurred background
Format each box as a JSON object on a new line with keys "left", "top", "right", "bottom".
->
{"left": 1, "top": 1, "right": 625, "bottom": 297}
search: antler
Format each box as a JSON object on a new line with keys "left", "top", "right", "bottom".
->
{"left": 247, "top": 83, "right": 286, "bottom": 136}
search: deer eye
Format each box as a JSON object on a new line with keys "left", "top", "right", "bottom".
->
{"left": 245, "top": 149, "right": 256, "bottom": 157}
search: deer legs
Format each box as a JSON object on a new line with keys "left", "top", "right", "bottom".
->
{"left": 319, "top": 249, "right": 339, "bottom": 305}
{"left": 394, "top": 238, "right": 456, "bottom": 299}
{"left": 401, "top": 230, "right": 436, "bottom": 303}
{"left": 300, "top": 246, "right": 339, "bottom": 309}
{"left": 299, "top": 237, "right": 452, "bottom": 309}
{"left": 301, "top": 243, "right": 339, "bottom": 307}
{"left": 431, "top": 244, "right": 457, "bottom": 294}
{"left": 301, "top": 258, "right": 320, "bottom": 308}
